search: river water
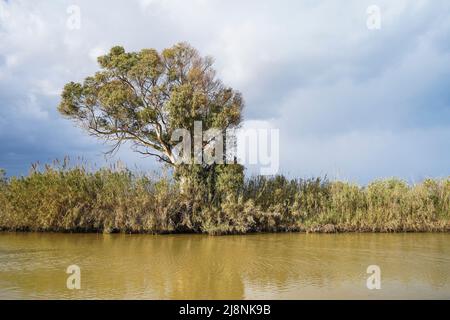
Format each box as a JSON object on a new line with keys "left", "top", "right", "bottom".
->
{"left": 0, "top": 233, "right": 449, "bottom": 299}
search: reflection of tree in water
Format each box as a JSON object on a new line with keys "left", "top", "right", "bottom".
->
{"left": 1, "top": 233, "right": 449, "bottom": 299}
{"left": 79, "top": 234, "right": 247, "bottom": 299}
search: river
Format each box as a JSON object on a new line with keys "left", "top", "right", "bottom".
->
{"left": 0, "top": 233, "right": 449, "bottom": 299}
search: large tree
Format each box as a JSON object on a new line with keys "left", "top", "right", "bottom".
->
{"left": 58, "top": 43, "right": 243, "bottom": 168}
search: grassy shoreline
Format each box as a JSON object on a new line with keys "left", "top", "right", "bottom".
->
{"left": 0, "top": 165, "right": 448, "bottom": 235}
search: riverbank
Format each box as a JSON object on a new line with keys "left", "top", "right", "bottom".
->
{"left": 0, "top": 165, "right": 448, "bottom": 235}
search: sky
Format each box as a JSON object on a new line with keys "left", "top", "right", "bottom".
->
{"left": 0, "top": 0, "right": 449, "bottom": 183}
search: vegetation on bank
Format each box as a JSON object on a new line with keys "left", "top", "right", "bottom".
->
{"left": 19, "top": 42, "right": 444, "bottom": 235}
{"left": 2, "top": 44, "right": 447, "bottom": 235}
{"left": 0, "top": 164, "right": 448, "bottom": 235}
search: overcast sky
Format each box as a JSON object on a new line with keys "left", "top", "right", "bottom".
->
{"left": 0, "top": 0, "right": 449, "bottom": 183}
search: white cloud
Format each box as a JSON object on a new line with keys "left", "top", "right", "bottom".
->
{"left": 88, "top": 46, "right": 107, "bottom": 62}
{"left": 0, "top": 0, "right": 449, "bottom": 181}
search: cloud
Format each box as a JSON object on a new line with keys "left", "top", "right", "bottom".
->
{"left": 0, "top": 0, "right": 449, "bottom": 182}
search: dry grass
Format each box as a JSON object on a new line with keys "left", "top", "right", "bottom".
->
{"left": 0, "top": 163, "right": 448, "bottom": 234}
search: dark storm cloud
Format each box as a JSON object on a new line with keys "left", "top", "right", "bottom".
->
{"left": 0, "top": 0, "right": 449, "bottom": 182}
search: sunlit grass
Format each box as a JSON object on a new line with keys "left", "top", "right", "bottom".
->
{"left": 0, "top": 162, "right": 448, "bottom": 235}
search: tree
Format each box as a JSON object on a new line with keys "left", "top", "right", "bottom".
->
{"left": 58, "top": 43, "right": 244, "bottom": 196}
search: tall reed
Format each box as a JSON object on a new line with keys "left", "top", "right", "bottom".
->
{"left": 0, "top": 163, "right": 448, "bottom": 234}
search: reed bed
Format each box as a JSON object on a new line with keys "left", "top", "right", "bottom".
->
{"left": 0, "top": 163, "right": 448, "bottom": 234}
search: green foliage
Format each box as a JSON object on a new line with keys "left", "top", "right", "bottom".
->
{"left": 0, "top": 163, "right": 448, "bottom": 234}
{"left": 46, "top": 43, "right": 450, "bottom": 235}
{"left": 58, "top": 42, "right": 243, "bottom": 166}
{"left": 0, "top": 169, "right": 6, "bottom": 185}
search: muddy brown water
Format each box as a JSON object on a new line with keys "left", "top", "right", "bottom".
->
{"left": 0, "top": 233, "right": 449, "bottom": 299}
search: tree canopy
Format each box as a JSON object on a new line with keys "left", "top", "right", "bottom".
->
{"left": 58, "top": 42, "right": 243, "bottom": 166}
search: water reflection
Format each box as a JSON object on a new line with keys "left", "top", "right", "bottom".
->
{"left": 0, "top": 233, "right": 449, "bottom": 299}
